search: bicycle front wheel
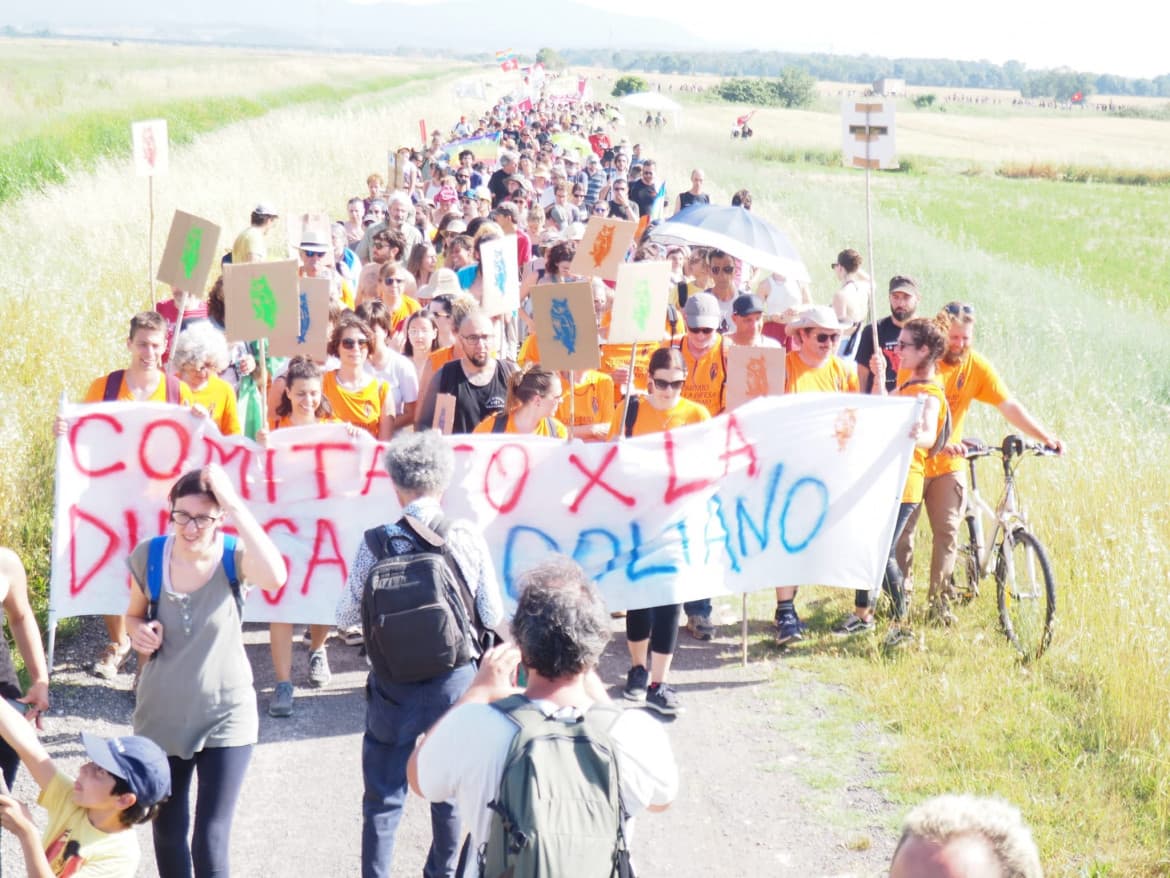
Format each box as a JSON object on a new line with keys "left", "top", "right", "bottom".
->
{"left": 995, "top": 528, "right": 1056, "bottom": 660}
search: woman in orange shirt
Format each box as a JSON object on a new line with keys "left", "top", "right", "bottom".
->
{"left": 322, "top": 315, "right": 394, "bottom": 440}
{"left": 607, "top": 348, "right": 709, "bottom": 717}
{"left": 171, "top": 323, "right": 242, "bottom": 436}
{"left": 472, "top": 365, "right": 569, "bottom": 438}
{"left": 264, "top": 356, "right": 351, "bottom": 717}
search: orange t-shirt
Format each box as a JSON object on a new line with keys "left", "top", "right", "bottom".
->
{"left": 472, "top": 411, "right": 569, "bottom": 438}
{"left": 189, "top": 374, "right": 241, "bottom": 436}
{"left": 322, "top": 370, "right": 389, "bottom": 437}
{"left": 557, "top": 370, "right": 616, "bottom": 429}
{"left": 427, "top": 345, "right": 458, "bottom": 375}
{"left": 920, "top": 351, "right": 1009, "bottom": 478}
{"left": 606, "top": 395, "right": 710, "bottom": 440}
{"left": 600, "top": 342, "right": 657, "bottom": 399}
{"left": 784, "top": 353, "right": 860, "bottom": 394}
{"left": 669, "top": 335, "right": 727, "bottom": 415}
{"left": 898, "top": 378, "right": 949, "bottom": 503}
{"left": 83, "top": 371, "right": 193, "bottom": 405}
{"left": 269, "top": 414, "right": 341, "bottom": 430}
{"left": 388, "top": 295, "right": 422, "bottom": 333}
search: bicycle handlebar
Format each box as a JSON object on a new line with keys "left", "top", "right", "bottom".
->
{"left": 961, "top": 435, "right": 1059, "bottom": 460}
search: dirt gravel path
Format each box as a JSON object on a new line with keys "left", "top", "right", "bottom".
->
{"left": 3, "top": 608, "right": 901, "bottom": 876}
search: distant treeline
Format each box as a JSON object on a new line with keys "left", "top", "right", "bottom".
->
{"left": 549, "top": 49, "right": 1170, "bottom": 100}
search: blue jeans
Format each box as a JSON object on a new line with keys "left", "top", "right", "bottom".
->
{"left": 683, "top": 598, "right": 711, "bottom": 618}
{"left": 362, "top": 664, "right": 476, "bottom": 878}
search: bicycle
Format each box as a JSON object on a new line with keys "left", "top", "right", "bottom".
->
{"left": 950, "top": 434, "right": 1059, "bottom": 661}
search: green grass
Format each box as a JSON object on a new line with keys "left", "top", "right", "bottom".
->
{"left": 0, "top": 71, "right": 441, "bottom": 205}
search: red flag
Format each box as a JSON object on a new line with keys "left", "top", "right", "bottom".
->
{"left": 418, "top": 119, "right": 427, "bottom": 144}
{"left": 736, "top": 110, "right": 757, "bottom": 127}
{"left": 577, "top": 77, "right": 587, "bottom": 96}
{"left": 1071, "top": 91, "right": 1084, "bottom": 103}
{"left": 517, "top": 97, "right": 533, "bottom": 113}
{"left": 500, "top": 57, "right": 518, "bottom": 72}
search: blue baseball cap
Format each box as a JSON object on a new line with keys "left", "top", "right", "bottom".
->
{"left": 82, "top": 731, "right": 171, "bottom": 807}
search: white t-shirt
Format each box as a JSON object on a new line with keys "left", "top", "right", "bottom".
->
{"left": 364, "top": 351, "right": 419, "bottom": 414}
{"left": 417, "top": 698, "right": 678, "bottom": 873}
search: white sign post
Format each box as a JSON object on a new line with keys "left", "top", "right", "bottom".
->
{"left": 841, "top": 100, "right": 897, "bottom": 358}
{"left": 132, "top": 119, "right": 169, "bottom": 308}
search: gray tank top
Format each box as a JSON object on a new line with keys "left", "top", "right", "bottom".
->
{"left": 128, "top": 538, "right": 258, "bottom": 759}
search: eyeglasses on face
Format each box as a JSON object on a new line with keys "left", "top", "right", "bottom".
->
{"left": 687, "top": 326, "right": 715, "bottom": 335}
{"left": 945, "top": 302, "right": 975, "bottom": 316}
{"left": 894, "top": 339, "right": 917, "bottom": 350}
{"left": 340, "top": 337, "right": 370, "bottom": 349}
{"left": 651, "top": 377, "right": 685, "bottom": 391}
{"left": 461, "top": 333, "right": 491, "bottom": 344}
{"left": 170, "top": 510, "right": 221, "bottom": 530}
{"left": 814, "top": 332, "right": 840, "bottom": 344}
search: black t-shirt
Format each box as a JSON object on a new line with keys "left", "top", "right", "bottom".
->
{"left": 678, "top": 191, "right": 710, "bottom": 211}
{"left": 437, "top": 359, "right": 516, "bottom": 433}
{"left": 628, "top": 178, "right": 659, "bottom": 218}
{"left": 488, "top": 169, "right": 511, "bottom": 207}
{"left": 853, "top": 316, "right": 903, "bottom": 394}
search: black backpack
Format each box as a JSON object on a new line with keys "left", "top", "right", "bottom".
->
{"left": 360, "top": 515, "right": 485, "bottom": 684}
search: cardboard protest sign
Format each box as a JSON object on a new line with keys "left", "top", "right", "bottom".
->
{"left": 432, "top": 393, "right": 456, "bottom": 434}
{"left": 156, "top": 210, "right": 221, "bottom": 296}
{"left": 131, "top": 119, "right": 168, "bottom": 176}
{"left": 223, "top": 259, "right": 299, "bottom": 344}
{"left": 608, "top": 260, "right": 671, "bottom": 345}
{"left": 841, "top": 99, "right": 898, "bottom": 170}
{"left": 478, "top": 235, "right": 520, "bottom": 317}
{"left": 530, "top": 282, "right": 599, "bottom": 372}
{"left": 726, "top": 345, "right": 787, "bottom": 410}
{"left": 266, "top": 276, "right": 330, "bottom": 360}
{"left": 569, "top": 216, "right": 637, "bottom": 281}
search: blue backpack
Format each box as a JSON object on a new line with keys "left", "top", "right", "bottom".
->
{"left": 145, "top": 534, "right": 244, "bottom": 625}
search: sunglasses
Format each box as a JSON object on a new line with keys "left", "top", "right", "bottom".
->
{"left": 651, "top": 377, "right": 685, "bottom": 391}
{"left": 814, "top": 332, "right": 841, "bottom": 344}
{"left": 429, "top": 309, "right": 451, "bottom": 318}
{"left": 687, "top": 326, "right": 715, "bottom": 335}
{"left": 894, "top": 339, "right": 918, "bottom": 350}
{"left": 301, "top": 250, "right": 326, "bottom": 257}
{"left": 383, "top": 276, "right": 405, "bottom": 285}
{"left": 830, "top": 262, "right": 839, "bottom": 269}
{"left": 945, "top": 302, "right": 976, "bottom": 316}
{"left": 711, "top": 264, "right": 735, "bottom": 274}
{"left": 340, "top": 337, "right": 370, "bottom": 349}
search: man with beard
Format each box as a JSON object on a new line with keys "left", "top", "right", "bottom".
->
{"left": 896, "top": 302, "right": 1064, "bottom": 622}
{"left": 855, "top": 274, "right": 920, "bottom": 394}
{"left": 415, "top": 310, "right": 517, "bottom": 433}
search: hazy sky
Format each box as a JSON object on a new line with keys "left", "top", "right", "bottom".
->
{"left": 353, "top": 0, "right": 1168, "bottom": 79}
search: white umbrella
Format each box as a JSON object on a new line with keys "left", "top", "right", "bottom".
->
{"left": 649, "top": 204, "right": 810, "bottom": 282}
{"left": 618, "top": 92, "right": 683, "bottom": 112}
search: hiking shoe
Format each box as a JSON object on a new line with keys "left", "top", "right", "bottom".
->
{"left": 341, "top": 625, "right": 364, "bottom": 647}
{"left": 623, "top": 665, "right": 649, "bottom": 702}
{"left": 927, "top": 600, "right": 958, "bottom": 627}
{"left": 645, "top": 682, "right": 681, "bottom": 716}
{"left": 307, "top": 648, "right": 332, "bottom": 688}
{"left": 883, "top": 626, "right": 916, "bottom": 649}
{"left": 92, "top": 639, "right": 132, "bottom": 680}
{"left": 832, "top": 613, "right": 876, "bottom": 636}
{"left": 268, "top": 681, "right": 295, "bottom": 717}
{"left": 686, "top": 613, "right": 715, "bottom": 641}
{"left": 775, "top": 611, "right": 805, "bottom": 646}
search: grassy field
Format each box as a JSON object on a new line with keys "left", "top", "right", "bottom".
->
{"left": 4, "top": 46, "right": 1170, "bottom": 875}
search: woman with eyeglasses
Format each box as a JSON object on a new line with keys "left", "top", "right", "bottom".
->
{"left": 842, "top": 316, "right": 949, "bottom": 647}
{"left": 126, "top": 464, "right": 286, "bottom": 878}
{"left": 606, "top": 347, "right": 709, "bottom": 716}
{"left": 377, "top": 261, "right": 422, "bottom": 342}
{"left": 402, "top": 310, "right": 439, "bottom": 381}
{"left": 471, "top": 364, "right": 568, "bottom": 438}
{"left": 322, "top": 315, "right": 394, "bottom": 440}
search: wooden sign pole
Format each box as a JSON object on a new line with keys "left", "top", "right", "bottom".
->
{"left": 148, "top": 176, "right": 156, "bottom": 309}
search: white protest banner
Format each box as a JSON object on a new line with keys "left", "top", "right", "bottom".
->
{"left": 131, "top": 119, "right": 169, "bottom": 176}
{"left": 608, "top": 261, "right": 671, "bottom": 345}
{"left": 478, "top": 235, "right": 520, "bottom": 317}
{"left": 51, "top": 394, "right": 917, "bottom": 623}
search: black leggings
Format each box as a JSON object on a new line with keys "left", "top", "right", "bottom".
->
{"left": 626, "top": 603, "right": 682, "bottom": 655}
{"left": 856, "top": 501, "right": 916, "bottom": 620}
{"left": 0, "top": 736, "right": 18, "bottom": 791}
{"left": 153, "top": 744, "right": 253, "bottom": 878}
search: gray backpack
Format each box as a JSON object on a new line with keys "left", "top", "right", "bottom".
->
{"left": 479, "top": 695, "right": 632, "bottom": 878}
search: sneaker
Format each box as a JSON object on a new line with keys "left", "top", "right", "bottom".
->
{"left": 342, "top": 625, "right": 364, "bottom": 647}
{"left": 645, "top": 682, "right": 681, "bottom": 716}
{"left": 623, "top": 665, "right": 649, "bottom": 702}
{"left": 775, "top": 611, "right": 804, "bottom": 646}
{"left": 91, "top": 639, "right": 132, "bottom": 680}
{"left": 268, "top": 681, "right": 295, "bottom": 718}
{"left": 307, "top": 648, "right": 332, "bottom": 688}
{"left": 686, "top": 614, "right": 715, "bottom": 641}
{"left": 883, "top": 626, "right": 916, "bottom": 649}
{"left": 832, "top": 613, "right": 876, "bottom": 636}
{"left": 927, "top": 600, "right": 958, "bottom": 627}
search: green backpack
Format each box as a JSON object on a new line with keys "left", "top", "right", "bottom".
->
{"left": 479, "top": 695, "right": 632, "bottom": 878}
